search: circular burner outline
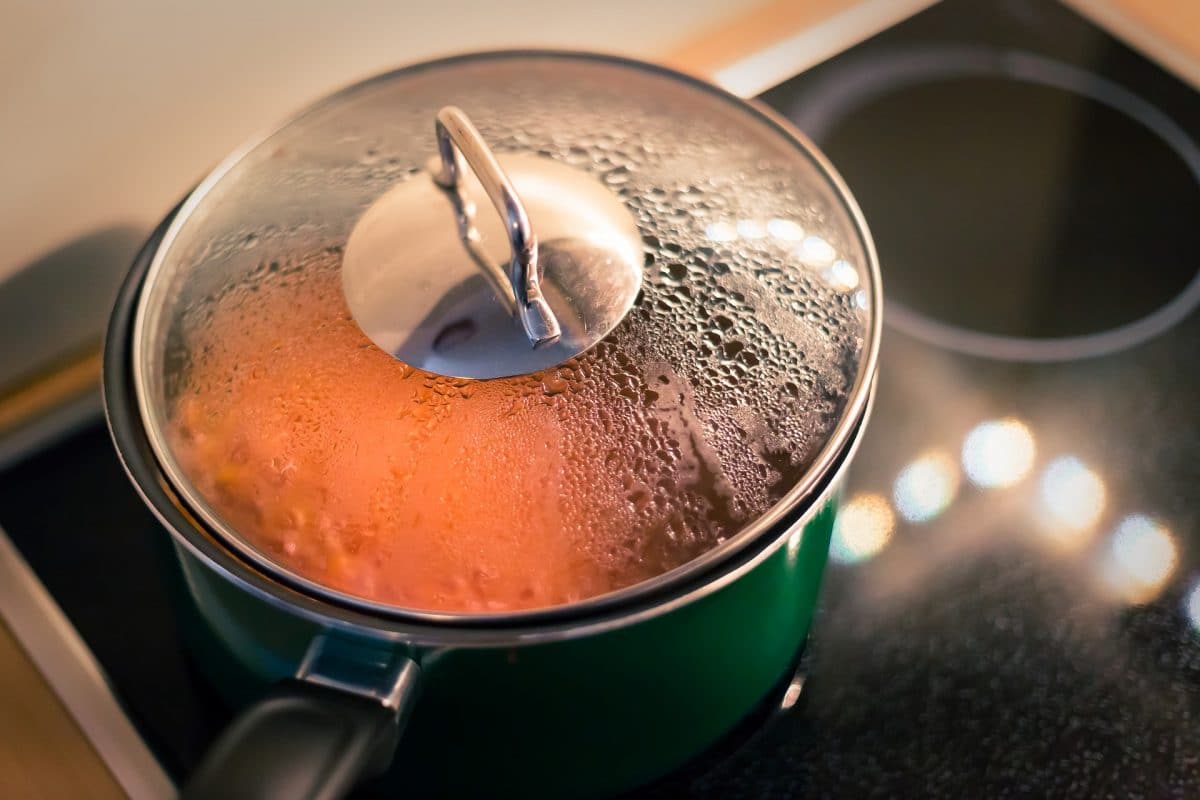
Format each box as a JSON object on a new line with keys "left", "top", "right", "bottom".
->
{"left": 790, "top": 46, "right": 1200, "bottom": 362}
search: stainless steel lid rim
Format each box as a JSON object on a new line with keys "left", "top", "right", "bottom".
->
{"left": 114, "top": 50, "right": 882, "bottom": 639}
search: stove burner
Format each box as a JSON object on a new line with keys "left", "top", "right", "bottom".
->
{"left": 790, "top": 48, "right": 1200, "bottom": 361}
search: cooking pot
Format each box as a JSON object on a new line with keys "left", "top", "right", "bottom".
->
{"left": 103, "top": 51, "right": 880, "bottom": 799}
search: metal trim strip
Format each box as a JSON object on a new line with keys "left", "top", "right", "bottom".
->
{"left": 0, "top": 528, "right": 175, "bottom": 799}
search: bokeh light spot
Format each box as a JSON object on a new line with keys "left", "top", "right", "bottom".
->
{"left": 1038, "top": 456, "right": 1106, "bottom": 541}
{"left": 962, "top": 418, "right": 1036, "bottom": 489}
{"left": 1102, "top": 514, "right": 1177, "bottom": 604}
{"left": 831, "top": 493, "right": 895, "bottom": 564}
{"left": 893, "top": 450, "right": 960, "bottom": 523}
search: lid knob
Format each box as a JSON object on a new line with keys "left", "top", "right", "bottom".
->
{"left": 342, "top": 107, "right": 644, "bottom": 380}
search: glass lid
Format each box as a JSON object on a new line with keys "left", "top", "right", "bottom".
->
{"left": 132, "top": 51, "right": 879, "bottom": 617}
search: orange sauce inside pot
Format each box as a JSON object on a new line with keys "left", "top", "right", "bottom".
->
{"left": 167, "top": 254, "right": 757, "bottom": 613}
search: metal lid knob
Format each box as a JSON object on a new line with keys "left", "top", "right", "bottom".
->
{"left": 342, "top": 106, "right": 643, "bottom": 379}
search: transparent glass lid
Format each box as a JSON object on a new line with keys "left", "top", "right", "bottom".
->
{"left": 133, "top": 52, "right": 879, "bottom": 616}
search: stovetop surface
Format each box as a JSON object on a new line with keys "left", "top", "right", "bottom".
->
{"left": 2, "top": 0, "right": 1198, "bottom": 797}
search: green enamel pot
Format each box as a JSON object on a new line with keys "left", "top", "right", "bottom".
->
{"left": 103, "top": 51, "right": 881, "bottom": 800}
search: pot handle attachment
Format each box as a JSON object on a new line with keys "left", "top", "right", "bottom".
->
{"left": 183, "top": 636, "right": 420, "bottom": 800}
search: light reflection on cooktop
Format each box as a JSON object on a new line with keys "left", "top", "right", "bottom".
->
{"left": 834, "top": 414, "right": 1181, "bottom": 606}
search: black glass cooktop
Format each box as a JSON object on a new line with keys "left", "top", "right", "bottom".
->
{"left": 2, "top": 0, "right": 1198, "bottom": 796}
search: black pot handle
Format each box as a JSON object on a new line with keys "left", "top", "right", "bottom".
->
{"left": 183, "top": 643, "right": 419, "bottom": 800}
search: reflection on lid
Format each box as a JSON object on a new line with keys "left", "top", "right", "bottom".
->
{"left": 824, "top": 259, "right": 860, "bottom": 291}
{"left": 767, "top": 218, "right": 806, "bottom": 242}
{"left": 700, "top": 218, "right": 864, "bottom": 294}
{"left": 704, "top": 221, "right": 738, "bottom": 242}
{"left": 736, "top": 219, "right": 767, "bottom": 240}
{"left": 705, "top": 217, "right": 812, "bottom": 245}
{"left": 1100, "top": 514, "right": 1177, "bottom": 604}
{"left": 893, "top": 450, "right": 960, "bottom": 523}
{"left": 962, "top": 418, "right": 1036, "bottom": 489}
{"left": 798, "top": 234, "right": 837, "bottom": 266}
{"left": 830, "top": 492, "right": 895, "bottom": 564}
{"left": 1037, "top": 456, "right": 1106, "bottom": 543}
{"left": 432, "top": 316, "right": 479, "bottom": 352}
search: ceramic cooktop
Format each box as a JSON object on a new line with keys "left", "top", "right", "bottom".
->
{"left": 1, "top": 0, "right": 1197, "bottom": 796}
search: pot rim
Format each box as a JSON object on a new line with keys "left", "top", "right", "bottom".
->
{"left": 110, "top": 49, "right": 882, "bottom": 645}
